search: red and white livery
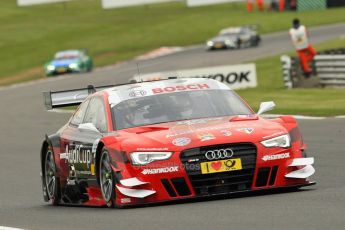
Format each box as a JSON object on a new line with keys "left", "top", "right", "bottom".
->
{"left": 40, "top": 78, "right": 315, "bottom": 207}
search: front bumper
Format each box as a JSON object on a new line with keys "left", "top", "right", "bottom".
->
{"left": 115, "top": 180, "right": 316, "bottom": 208}
{"left": 46, "top": 66, "right": 81, "bottom": 76}
{"left": 112, "top": 143, "right": 315, "bottom": 206}
{"left": 207, "top": 41, "right": 238, "bottom": 49}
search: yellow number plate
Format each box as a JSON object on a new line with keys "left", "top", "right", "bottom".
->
{"left": 200, "top": 158, "right": 242, "bottom": 174}
{"left": 214, "top": 43, "right": 222, "bottom": 48}
{"left": 57, "top": 68, "right": 66, "bottom": 73}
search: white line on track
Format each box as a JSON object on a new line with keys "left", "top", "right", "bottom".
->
{"left": 0, "top": 226, "right": 26, "bottom": 230}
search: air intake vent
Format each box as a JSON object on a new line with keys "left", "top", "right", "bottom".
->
{"left": 171, "top": 177, "right": 191, "bottom": 196}
{"left": 269, "top": 166, "right": 279, "bottom": 186}
{"left": 255, "top": 166, "right": 279, "bottom": 187}
{"left": 161, "top": 179, "right": 177, "bottom": 197}
{"left": 256, "top": 167, "right": 270, "bottom": 187}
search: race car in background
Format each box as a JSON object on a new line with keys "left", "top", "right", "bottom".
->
{"left": 206, "top": 25, "right": 261, "bottom": 50}
{"left": 44, "top": 49, "right": 93, "bottom": 76}
{"left": 41, "top": 78, "right": 315, "bottom": 208}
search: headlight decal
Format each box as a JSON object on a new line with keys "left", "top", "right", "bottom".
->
{"left": 261, "top": 134, "right": 291, "bottom": 148}
{"left": 130, "top": 152, "right": 173, "bottom": 165}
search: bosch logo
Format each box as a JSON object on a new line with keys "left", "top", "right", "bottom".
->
{"left": 129, "top": 90, "right": 147, "bottom": 97}
{"left": 205, "top": 148, "right": 234, "bottom": 160}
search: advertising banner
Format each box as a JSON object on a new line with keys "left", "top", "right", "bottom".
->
{"left": 133, "top": 64, "right": 257, "bottom": 90}
{"left": 17, "top": 0, "right": 69, "bottom": 6}
{"left": 187, "top": 0, "right": 242, "bottom": 7}
{"left": 102, "top": 0, "right": 181, "bottom": 9}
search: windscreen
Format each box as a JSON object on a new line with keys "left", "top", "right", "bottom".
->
{"left": 54, "top": 51, "right": 81, "bottom": 60}
{"left": 112, "top": 90, "right": 253, "bottom": 130}
{"left": 219, "top": 33, "right": 238, "bottom": 37}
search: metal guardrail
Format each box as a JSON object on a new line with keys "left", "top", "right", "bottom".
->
{"left": 314, "top": 55, "right": 345, "bottom": 86}
{"left": 281, "top": 48, "right": 345, "bottom": 88}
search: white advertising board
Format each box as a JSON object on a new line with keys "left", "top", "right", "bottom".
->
{"left": 102, "top": 0, "right": 181, "bottom": 9}
{"left": 133, "top": 64, "right": 257, "bottom": 90}
{"left": 187, "top": 0, "right": 242, "bottom": 7}
{"left": 17, "top": 0, "right": 69, "bottom": 6}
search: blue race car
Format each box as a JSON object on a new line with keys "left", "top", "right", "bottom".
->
{"left": 44, "top": 50, "right": 93, "bottom": 77}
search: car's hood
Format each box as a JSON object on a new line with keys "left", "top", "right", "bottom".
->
{"left": 50, "top": 58, "right": 80, "bottom": 67}
{"left": 119, "top": 116, "right": 288, "bottom": 151}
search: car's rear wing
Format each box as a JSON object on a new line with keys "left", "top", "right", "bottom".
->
{"left": 43, "top": 85, "right": 114, "bottom": 110}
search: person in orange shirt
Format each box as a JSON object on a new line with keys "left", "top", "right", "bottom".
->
{"left": 289, "top": 18, "right": 316, "bottom": 78}
{"left": 256, "top": 0, "right": 264, "bottom": 11}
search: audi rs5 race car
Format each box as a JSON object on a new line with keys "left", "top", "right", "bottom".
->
{"left": 44, "top": 49, "right": 93, "bottom": 76}
{"left": 206, "top": 26, "right": 261, "bottom": 50}
{"left": 41, "top": 78, "right": 315, "bottom": 208}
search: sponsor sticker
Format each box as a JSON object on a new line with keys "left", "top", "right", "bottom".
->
{"left": 121, "top": 198, "right": 131, "bottom": 204}
{"left": 63, "top": 145, "right": 92, "bottom": 168}
{"left": 129, "top": 90, "right": 147, "bottom": 97}
{"left": 91, "top": 163, "right": 95, "bottom": 176}
{"left": 198, "top": 133, "right": 215, "bottom": 142}
{"left": 152, "top": 84, "right": 210, "bottom": 94}
{"left": 201, "top": 158, "right": 242, "bottom": 174}
{"left": 237, "top": 128, "right": 254, "bottom": 134}
{"left": 262, "top": 152, "right": 290, "bottom": 161}
{"left": 137, "top": 147, "right": 169, "bottom": 151}
{"left": 220, "top": 130, "right": 232, "bottom": 136}
{"left": 172, "top": 137, "right": 191, "bottom": 146}
{"left": 92, "top": 138, "right": 100, "bottom": 153}
{"left": 141, "top": 166, "right": 179, "bottom": 175}
{"left": 166, "top": 122, "right": 231, "bottom": 138}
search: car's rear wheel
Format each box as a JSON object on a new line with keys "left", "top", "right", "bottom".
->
{"left": 44, "top": 149, "right": 60, "bottom": 205}
{"left": 99, "top": 150, "right": 116, "bottom": 208}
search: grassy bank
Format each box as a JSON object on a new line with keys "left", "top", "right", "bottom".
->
{"left": 2, "top": 0, "right": 345, "bottom": 84}
{"left": 239, "top": 38, "right": 345, "bottom": 116}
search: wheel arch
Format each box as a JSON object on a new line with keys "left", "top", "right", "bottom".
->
{"left": 95, "top": 141, "right": 105, "bottom": 185}
{"left": 40, "top": 134, "right": 61, "bottom": 202}
{"left": 40, "top": 138, "right": 50, "bottom": 202}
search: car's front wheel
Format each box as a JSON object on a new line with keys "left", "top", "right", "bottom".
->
{"left": 44, "top": 148, "right": 60, "bottom": 205}
{"left": 99, "top": 149, "right": 116, "bottom": 208}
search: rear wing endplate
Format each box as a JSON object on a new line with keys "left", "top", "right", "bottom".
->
{"left": 43, "top": 84, "right": 114, "bottom": 110}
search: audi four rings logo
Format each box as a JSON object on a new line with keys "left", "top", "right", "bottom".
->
{"left": 205, "top": 148, "right": 234, "bottom": 160}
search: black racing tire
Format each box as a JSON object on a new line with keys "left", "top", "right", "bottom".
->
{"left": 251, "top": 36, "right": 261, "bottom": 47}
{"left": 236, "top": 39, "right": 242, "bottom": 49}
{"left": 44, "top": 148, "right": 60, "bottom": 205}
{"left": 99, "top": 149, "right": 117, "bottom": 208}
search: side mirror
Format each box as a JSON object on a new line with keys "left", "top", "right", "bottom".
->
{"left": 78, "top": 123, "right": 100, "bottom": 134}
{"left": 257, "top": 101, "right": 276, "bottom": 115}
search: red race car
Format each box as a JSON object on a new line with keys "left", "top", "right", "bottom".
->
{"left": 40, "top": 78, "right": 315, "bottom": 208}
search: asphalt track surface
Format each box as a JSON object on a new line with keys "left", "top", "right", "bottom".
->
{"left": 0, "top": 23, "right": 345, "bottom": 230}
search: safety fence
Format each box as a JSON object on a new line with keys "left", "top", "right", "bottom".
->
{"left": 314, "top": 55, "right": 345, "bottom": 87}
{"left": 281, "top": 48, "right": 345, "bottom": 88}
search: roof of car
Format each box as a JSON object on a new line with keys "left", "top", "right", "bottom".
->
{"left": 219, "top": 27, "right": 242, "bottom": 35}
{"left": 104, "top": 78, "right": 230, "bottom": 106}
{"left": 54, "top": 50, "right": 82, "bottom": 59}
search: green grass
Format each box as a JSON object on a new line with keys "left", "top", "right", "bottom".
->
{"left": 238, "top": 38, "right": 345, "bottom": 116}
{"left": 2, "top": 0, "right": 345, "bottom": 84}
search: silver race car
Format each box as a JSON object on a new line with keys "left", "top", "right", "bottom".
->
{"left": 206, "top": 26, "right": 261, "bottom": 50}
